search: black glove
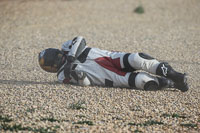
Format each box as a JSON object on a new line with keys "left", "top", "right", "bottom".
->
{"left": 67, "top": 55, "right": 76, "bottom": 63}
{"left": 64, "top": 62, "right": 72, "bottom": 79}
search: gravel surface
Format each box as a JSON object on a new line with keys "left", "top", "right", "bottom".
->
{"left": 0, "top": 0, "right": 200, "bottom": 132}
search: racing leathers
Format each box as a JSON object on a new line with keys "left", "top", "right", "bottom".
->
{"left": 56, "top": 36, "right": 188, "bottom": 91}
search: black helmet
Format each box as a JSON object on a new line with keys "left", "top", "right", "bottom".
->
{"left": 38, "top": 48, "right": 65, "bottom": 73}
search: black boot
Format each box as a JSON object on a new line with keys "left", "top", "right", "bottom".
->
{"left": 156, "top": 62, "right": 189, "bottom": 92}
{"left": 157, "top": 77, "right": 174, "bottom": 89}
{"left": 173, "top": 73, "right": 188, "bottom": 92}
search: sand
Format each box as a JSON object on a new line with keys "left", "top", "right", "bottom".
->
{"left": 0, "top": 0, "right": 199, "bottom": 132}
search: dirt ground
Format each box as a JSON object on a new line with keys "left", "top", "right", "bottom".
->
{"left": 0, "top": 0, "right": 199, "bottom": 132}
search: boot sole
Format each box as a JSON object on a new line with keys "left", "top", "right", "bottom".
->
{"left": 174, "top": 73, "right": 189, "bottom": 92}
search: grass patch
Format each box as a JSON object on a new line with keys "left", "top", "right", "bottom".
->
{"left": 32, "top": 127, "right": 58, "bottom": 133}
{"left": 41, "top": 117, "right": 60, "bottom": 122}
{"left": 0, "top": 115, "right": 12, "bottom": 123}
{"left": 40, "top": 117, "right": 69, "bottom": 123}
{"left": 0, "top": 115, "right": 60, "bottom": 132}
{"left": 0, "top": 123, "right": 31, "bottom": 132}
{"left": 0, "top": 123, "right": 59, "bottom": 133}
{"left": 134, "top": 129, "right": 143, "bottom": 133}
{"left": 172, "top": 114, "right": 187, "bottom": 119}
{"left": 75, "top": 115, "right": 86, "bottom": 118}
{"left": 161, "top": 113, "right": 187, "bottom": 118}
{"left": 134, "top": 5, "right": 144, "bottom": 14}
{"left": 69, "top": 101, "right": 86, "bottom": 110}
{"left": 144, "top": 120, "right": 164, "bottom": 126}
{"left": 180, "top": 123, "right": 197, "bottom": 128}
{"left": 161, "top": 113, "right": 171, "bottom": 118}
{"left": 26, "top": 108, "right": 35, "bottom": 113}
{"left": 112, "top": 116, "right": 123, "bottom": 120}
{"left": 128, "top": 120, "right": 164, "bottom": 126}
{"left": 73, "top": 120, "right": 94, "bottom": 126}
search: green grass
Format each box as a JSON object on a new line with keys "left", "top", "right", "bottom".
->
{"left": 128, "top": 120, "right": 164, "bottom": 126}
{"left": 161, "top": 113, "right": 187, "bottom": 118}
{"left": 41, "top": 117, "right": 60, "bottom": 122}
{"left": 0, "top": 115, "right": 13, "bottom": 123}
{"left": 172, "top": 114, "right": 187, "bottom": 119}
{"left": 180, "top": 123, "right": 198, "bottom": 128}
{"left": 69, "top": 101, "right": 86, "bottom": 110}
{"left": 40, "top": 117, "right": 70, "bottom": 123}
{"left": 0, "top": 123, "right": 59, "bottom": 133}
{"left": 73, "top": 120, "right": 94, "bottom": 126}
{"left": 144, "top": 120, "right": 164, "bottom": 126}
{"left": 161, "top": 113, "right": 171, "bottom": 117}
{"left": 112, "top": 116, "right": 123, "bottom": 120}
{"left": 134, "top": 129, "right": 143, "bottom": 133}
{"left": 134, "top": 5, "right": 144, "bottom": 14}
{"left": 0, "top": 123, "right": 31, "bottom": 132}
{"left": 26, "top": 108, "right": 35, "bottom": 113}
{"left": 0, "top": 115, "right": 60, "bottom": 132}
{"left": 75, "top": 115, "right": 86, "bottom": 118}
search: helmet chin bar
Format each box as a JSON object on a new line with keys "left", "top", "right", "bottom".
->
{"left": 55, "top": 54, "right": 67, "bottom": 71}
{"left": 38, "top": 48, "right": 65, "bottom": 73}
{"left": 41, "top": 66, "right": 57, "bottom": 73}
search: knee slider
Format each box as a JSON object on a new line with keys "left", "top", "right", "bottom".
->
{"left": 135, "top": 72, "right": 159, "bottom": 90}
{"left": 128, "top": 53, "right": 159, "bottom": 74}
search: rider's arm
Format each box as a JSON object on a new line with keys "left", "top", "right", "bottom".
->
{"left": 67, "top": 36, "right": 87, "bottom": 62}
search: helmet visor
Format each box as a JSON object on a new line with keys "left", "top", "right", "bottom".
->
{"left": 39, "top": 49, "right": 65, "bottom": 73}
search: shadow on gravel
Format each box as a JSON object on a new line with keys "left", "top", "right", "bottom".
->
{"left": 0, "top": 79, "right": 60, "bottom": 85}
{"left": 0, "top": 79, "right": 179, "bottom": 92}
{"left": 133, "top": 87, "right": 178, "bottom": 92}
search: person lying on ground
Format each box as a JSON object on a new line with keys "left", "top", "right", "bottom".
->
{"left": 38, "top": 36, "right": 189, "bottom": 92}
